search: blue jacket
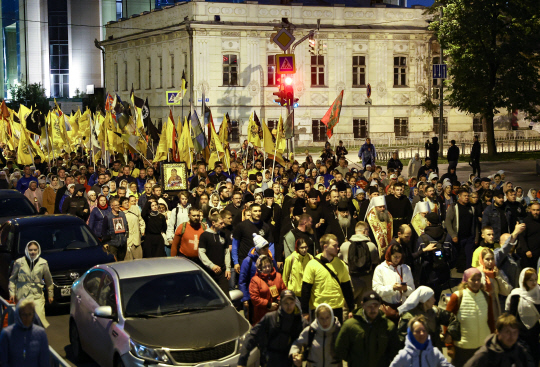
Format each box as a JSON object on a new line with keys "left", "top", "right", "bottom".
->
{"left": 390, "top": 335, "right": 451, "bottom": 367}
{"left": 136, "top": 177, "right": 147, "bottom": 193}
{"left": 88, "top": 206, "right": 112, "bottom": 238}
{"left": 16, "top": 176, "right": 38, "bottom": 194}
{"left": 358, "top": 143, "right": 376, "bottom": 167}
{"left": 482, "top": 204, "right": 514, "bottom": 243}
{"left": 238, "top": 245, "right": 277, "bottom": 302}
{"left": 0, "top": 300, "right": 50, "bottom": 367}
{"left": 58, "top": 193, "right": 70, "bottom": 214}
{"left": 88, "top": 172, "right": 99, "bottom": 187}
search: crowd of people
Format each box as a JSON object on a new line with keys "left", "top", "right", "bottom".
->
{"left": 2, "top": 136, "right": 540, "bottom": 367}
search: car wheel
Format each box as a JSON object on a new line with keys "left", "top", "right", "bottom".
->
{"left": 69, "top": 320, "right": 87, "bottom": 362}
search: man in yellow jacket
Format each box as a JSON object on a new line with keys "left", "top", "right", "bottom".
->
{"left": 300, "top": 233, "right": 355, "bottom": 324}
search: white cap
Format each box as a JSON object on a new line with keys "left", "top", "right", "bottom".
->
{"left": 253, "top": 233, "right": 269, "bottom": 252}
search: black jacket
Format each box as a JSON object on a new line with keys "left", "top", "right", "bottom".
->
{"left": 464, "top": 334, "right": 534, "bottom": 367}
{"left": 471, "top": 141, "right": 481, "bottom": 161}
{"left": 238, "top": 307, "right": 307, "bottom": 366}
{"left": 447, "top": 145, "right": 460, "bottom": 161}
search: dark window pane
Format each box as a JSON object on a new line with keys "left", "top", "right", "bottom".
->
{"left": 394, "top": 57, "right": 399, "bottom": 65}
{"left": 60, "top": 56, "right": 69, "bottom": 70}
{"left": 319, "top": 73, "right": 324, "bottom": 86}
{"left": 231, "top": 55, "right": 237, "bottom": 64}
{"left": 312, "top": 74, "right": 317, "bottom": 85}
{"left": 311, "top": 56, "right": 317, "bottom": 65}
{"left": 318, "top": 56, "right": 324, "bottom": 65}
{"left": 360, "top": 74, "right": 365, "bottom": 86}
{"left": 223, "top": 73, "right": 228, "bottom": 85}
{"left": 360, "top": 56, "right": 365, "bottom": 65}
{"left": 223, "top": 55, "right": 229, "bottom": 64}
{"left": 231, "top": 74, "right": 237, "bottom": 86}
{"left": 401, "top": 74, "right": 406, "bottom": 85}
{"left": 394, "top": 74, "right": 398, "bottom": 85}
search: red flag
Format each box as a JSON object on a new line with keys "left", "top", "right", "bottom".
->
{"left": 105, "top": 94, "right": 114, "bottom": 112}
{"left": 170, "top": 110, "right": 180, "bottom": 162}
{"left": 1, "top": 100, "right": 9, "bottom": 121}
{"left": 321, "top": 90, "right": 344, "bottom": 139}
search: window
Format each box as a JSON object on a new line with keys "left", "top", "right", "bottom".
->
{"left": 394, "top": 118, "right": 408, "bottom": 137}
{"left": 312, "top": 119, "right": 327, "bottom": 142}
{"left": 158, "top": 57, "right": 162, "bottom": 89}
{"left": 267, "top": 120, "right": 277, "bottom": 132}
{"left": 83, "top": 270, "right": 104, "bottom": 301}
{"left": 432, "top": 56, "right": 442, "bottom": 99}
{"left": 123, "top": 61, "right": 128, "bottom": 91}
{"left": 147, "top": 57, "right": 151, "bottom": 89}
{"left": 353, "top": 118, "right": 368, "bottom": 139}
{"left": 352, "top": 56, "right": 366, "bottom": 87}
{"left": 170, "top": 54, "right": 174, "bottom": 87}
{"left": 230, "top": 120, "right": 240, "bottom": 143}
{"left": 267, "top": 55, "right": 280, "bottom": 86}
{"left": 393, "top": 56, "right": 407, "bottom": 86}
{"left": 48, "top": 0, "right": 69, "bottom": 98}
{"left": 473, "top": 117, "right": 484, "bottom": 133}
{"left": 116, "top": 0, "right": 123, "bottom": 20}
{"left": 223, "top": 54, "right": 238, "bottom": 86}
{"left": 114, "top": 63, "right": 118, "bottom": 91}
{"left": 433, "top": 117, "right": 448, "bottom": 134}
{"left": 311, "top": 56, "right": 325, "bottom": 86}
{"left": 98, "top": 274, "right": 117, "bottom": 315}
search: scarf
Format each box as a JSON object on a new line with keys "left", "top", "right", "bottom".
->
{"left": 505, "top": 267, "right": 540, "bottom": 329}
{"left": 407, "top": 327, "right": 429, "bottom": 351}
{"left": 150, "top": 210, "right": 160, "bottom": 216}
{"left": 97, "top": 198, "right": 109, "bottom": 210}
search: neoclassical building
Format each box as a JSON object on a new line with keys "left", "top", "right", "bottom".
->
{"left": 101, "top": 1, "right": 487, "bottom": 147}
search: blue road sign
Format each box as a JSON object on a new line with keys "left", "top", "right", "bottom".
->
{"left": 433, "top": 64, "right": 447, "bottom": 79}
{"left": 197, "top": 98, "right": 210, "bottom": 103}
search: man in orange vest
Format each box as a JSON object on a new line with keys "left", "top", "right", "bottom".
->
{"left": 171, "top": 207, "right": 206, "bottom": 265}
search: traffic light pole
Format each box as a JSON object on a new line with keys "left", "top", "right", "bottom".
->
{"left": 438, "top": 6, "right": 444, "bottom": 158}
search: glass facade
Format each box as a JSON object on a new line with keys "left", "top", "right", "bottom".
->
{"left": 48, "top": 0, "right": 69, "bottom": 98}
{"left": 1, "top": 0, "right": 21, "bottom": 99}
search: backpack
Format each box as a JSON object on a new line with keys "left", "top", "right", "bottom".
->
{"left": 419, "top": 233, "right": 452, "bottom": 283}
{"left": 348, "top": 239, "right": 372, "bottom": 276}
{"left": 176, "top": 222, "right": 207, "bottom": 239}
{"left": 302, "top": 327, "right": 317, "bottom": 361}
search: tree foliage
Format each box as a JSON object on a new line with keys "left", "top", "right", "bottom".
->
{"left": 6, "top": 82, "right": 50, "bottom": 114}
{"left": 430, "top": 0, "right": 540, "bottom": 156}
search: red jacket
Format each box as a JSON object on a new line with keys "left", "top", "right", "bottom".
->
{"left": 249, "top": 270, "right": 287, "bottom": 325}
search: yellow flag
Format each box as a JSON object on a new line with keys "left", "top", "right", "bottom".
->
{"left": 166, "top": 111, "right": 175, "bottom": 153}
{"left": 154, "top": 119, "right": 168, "bottom": 162}
{"left": 218, "top": 113, "right": 229, "bottom": 145}
{"left": 178, "top": 117, "right": 192, "bottom": 169}
{"left": 17, "top": 126, "right": 34, "bottom": 165}
{"left": 247, "top": 112, "right": 261, "bottom": 147}
{"left": 18, "top": 104, "right": 32, "bottom": 128}
{"left": 261, "top": 119, "right": 275, "bottom": 154}
{"left": 186, "top": 117, "right": 194, "bottom": 150}
{"left": 208, "top": 121, "right": 225, "bottom": 170}
{"left": 276, "top": 115, "right": 286, "bottom": 153}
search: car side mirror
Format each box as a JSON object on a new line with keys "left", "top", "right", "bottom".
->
{"left": 94, "top": 306, "right": 113, "bottom": 319}
{"left": 229, "top": 289, "right": 243, "bottom": 303}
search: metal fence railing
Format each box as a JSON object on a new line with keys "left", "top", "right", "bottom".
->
{"left": 1, "top": 296, "right": 70, "bottom": 367}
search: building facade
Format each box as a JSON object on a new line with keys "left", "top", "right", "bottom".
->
{"left": 102, "top": 1, "right": 489, "bottom": 147}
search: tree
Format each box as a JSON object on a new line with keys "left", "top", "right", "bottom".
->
{"left": 6, "top": 82, "right": 50, "bottom": 114}
{"left": 430, "top": 0, "right": 540, "bottom": 156}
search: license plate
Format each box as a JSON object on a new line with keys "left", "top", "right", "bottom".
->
{"left": 61, "top": 288, "right": 71, "bottom": 296}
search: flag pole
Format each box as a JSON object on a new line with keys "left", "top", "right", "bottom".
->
{"left": 44, "top": 120, "right": 51, "bottom": 170}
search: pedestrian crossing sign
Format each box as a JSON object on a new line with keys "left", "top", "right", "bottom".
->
{"left": 166, "top": 91, "right": 182, "bottom": 105}
{"left": 276, "top": 54, "right": 296, "bottom": 74}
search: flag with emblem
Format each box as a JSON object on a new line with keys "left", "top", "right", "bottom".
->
{"left": 247, "top": 112, "right": 261, "bottom": 147}
{"left": 321, "top": 90, "right": 344, "bottom": 139}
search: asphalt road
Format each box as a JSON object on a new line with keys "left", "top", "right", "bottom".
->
{"left": 44, "top": 158, "right": 539, "bottom": 366}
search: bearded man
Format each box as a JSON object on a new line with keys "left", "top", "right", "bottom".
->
{"left": 305, "top": 189, "right": 325, "bottom": 238}
{"left": 325, "top": 200, "right": 357, "bottom": 244}
{"left": 365, "top": 195, "right": 393, "bottom": 259}
{"left": 411, "top": 201, "right": 430, "bottom": 236}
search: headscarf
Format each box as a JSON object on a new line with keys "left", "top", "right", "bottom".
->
{"left": 478, "top": 249, "right": 496, "bottom": 293}
{"left": 398, "top": 286, "right": 435, "bottom": 315}
{"left": 462, "top": 267, "right": 482, "bottom": 283}
{"left": 315, "top": 303, "right": 335, "bottom": 332}
{"left": 527, "top": 189, "right": 538, "bottom": 203}
{"left": 407, "top": 177, "right": 416, "bottom": 188}
{"left": 505, "top": 268, "right": 540, "bottom": 329}
{"left": 24, "top": 241, "right": 41, "bottom": 271}
{"left": 384, "top": 244, "right": 404, "bottom": 266}
{"left": 428, "top": 172, "right": 438, "bottom": 182}
{"left": 515, "top": 186, "right": 524, "bottom": 202}
{"left": 407, "top": 326, "right": 430, "bottom": 351}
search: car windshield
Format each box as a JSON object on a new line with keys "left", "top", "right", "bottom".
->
{"left": 120, "top": 271, "right": 229, "bottom": 318}
{"left": 18, "top": 224, "right": 98, "bottom": 253}
{"left": 0, "top": 197, "right": 37, "bottom": 217}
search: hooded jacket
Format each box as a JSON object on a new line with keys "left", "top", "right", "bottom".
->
{"left": 335, "top": 308, "right": 399, "bottom": 367}
{"left": 463, "top": 334, "right": 534, "bottom": 367}
{"left": 289, "top": 306, "right": 342, "bottom": 367}
{"left": 0, "top": 299, "right": 50, "bottom": 367}
{"left": 249, "top": 269, "right": 287, "bottom": 325}
{"left": 390, "top": 333, "right": 451, "bottom": 367}
{"left": 239, "top": 245, "right": 277, "bottom": 302}
{"left": 88, "top": 205, "right": 112, "bottom": 238}
{"left": 9, "top": 242, "right": 53, "bottom": 302}
{"left": 62, "top": 184, "right": 90, "bottom": 221}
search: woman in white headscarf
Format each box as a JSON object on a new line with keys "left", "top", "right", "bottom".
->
{"left": 505, "top": 267, "right": 540, "bottom": 364}
{"left": 8, "top": 241, "right": 54, "bottom": 328}
{"left": 410, "top": 201, "right": 430, "bottom": 236}
{"left": 397, "top": 286, "right": 454, "bottom": 350}
{"left": 289, "top": 303, "right": 342, "bottom": 367}
{"left": 524, "top": 188, "right": 538, "bottom": 206}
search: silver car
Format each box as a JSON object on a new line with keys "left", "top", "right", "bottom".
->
{"left": 69, "top": 257, "right": 252, "bottom": 367}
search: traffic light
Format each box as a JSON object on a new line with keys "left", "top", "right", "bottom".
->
{"left": 273, "top": 81, "right": 286, "bottom": 106}
{"left": 283, "top": 76, "right": 298, "bottom": 107}
{"left": 309, "top": 33, "right": 316, "bottom": 55}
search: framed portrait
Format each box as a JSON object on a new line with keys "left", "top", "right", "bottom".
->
{"left": 161, "top": 162, "right": 188, "bottom": 192}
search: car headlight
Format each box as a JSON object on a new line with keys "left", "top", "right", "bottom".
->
{"left": 130, "top": 339, "right": 171, "bottom": 364}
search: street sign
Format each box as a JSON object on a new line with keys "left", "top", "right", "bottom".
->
{"left": 367, "top": 83, "right": 371, "bottom": 98}
{"left": 197, "top": 98, "right": 210, "bottom": 103}
{"left": 273, "top": 28, "right": 295, "bottom": 52}
{"left": 432, "top": 64, "right": 447, "bottom": 79}
{"left": 166, "top": 91, "right": 182, "bottom": 105}
{"left": 276, "top": 54, "right": 296, "bottom": 74}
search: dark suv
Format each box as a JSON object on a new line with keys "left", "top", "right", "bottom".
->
{"left": 0, "top": 189, "right": 38, "bottom": 225}
{"left": 0, "top": 215, "right": 115, "bottom": 302}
